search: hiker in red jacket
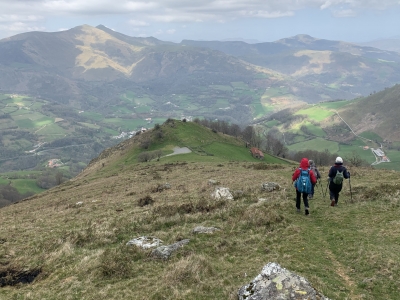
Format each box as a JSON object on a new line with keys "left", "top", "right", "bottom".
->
{"left": 292, "top": 158, "right": 317, "bottom": 215}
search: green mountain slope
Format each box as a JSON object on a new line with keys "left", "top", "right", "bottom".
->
{"left": 82, "top": 119, "right": 288, "bottom": 177}
{"left": 339, "top": 84, "right": 400, "bottom": 141}
{"left": 0, "top": 128, "right": 400, "bottom": 298}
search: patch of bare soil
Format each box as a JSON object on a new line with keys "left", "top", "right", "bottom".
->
{"left": 0, "top": 266, "right": 41, "bottom": 287}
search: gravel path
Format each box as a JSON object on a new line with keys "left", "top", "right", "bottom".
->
{"left": 165, "top": 147, "right": 192, "bottom": 157}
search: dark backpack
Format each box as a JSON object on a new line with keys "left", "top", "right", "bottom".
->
{"left": 296, "top": 168, "right": 312, "bottom": 194}
{"left": 310, "top": 166, "right": 318, "bottom": 178}
{"left": 333, "top": 169, "right": 344, "bottom": 185}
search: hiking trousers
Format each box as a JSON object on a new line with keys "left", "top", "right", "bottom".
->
{"left": 329, "top": 182, "right": 342, "bottom": 204}
{"left": 296, "top": 190, "right": 309, "bottom": 210}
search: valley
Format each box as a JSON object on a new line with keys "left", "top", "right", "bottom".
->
{"left": 1, "top": 25, "right": 400, "bottom": 201}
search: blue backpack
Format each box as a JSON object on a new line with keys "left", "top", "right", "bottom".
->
{"left": 295, "top": 168, "right": 312, "bottom": 194}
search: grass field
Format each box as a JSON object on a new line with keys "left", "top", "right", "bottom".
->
{"left": 1, "top": 161, "right": 400, "bottom": 299}
{"left": 359, "top": 131, "right": 384, "bottom": 142}
{"left": 11, "top": 179, "right": 46, "bottom": 194}
{"left": 319, "top": 100, "right": 350, "bottom": 110}
{"left": 295, "top": 106, "right": 335, "bottom": 122}
{"left": 288, "top": 138, "right": 339, "bottom": 153}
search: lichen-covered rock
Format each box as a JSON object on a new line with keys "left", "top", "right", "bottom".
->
{"left": 261, "top": 182, "right": 281, "bottom": 192}
{"left": 126, "top": 236, "right": 163, "bottom": 249}
{"left": 151, "top": 239, "right": 190, "bottom": 259}
{"left": 211, "top": 187, "right": 233, "bottom": 200}
{"left": 192, "top": 226, "right": 220, "bottom": 234}
{"left": 238, "top": 262, "right": 330, "bottom": 300}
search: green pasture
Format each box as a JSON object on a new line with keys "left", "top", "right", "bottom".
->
{"left": 30, "top": 102, "right": 45, "bottom": 110}
{"left": 319, "top": 100, "right": 349, "bottom": 110}
{"left": 14, "top": 138, "right": 33, "bottom": 149}
{"left": 81, "top": 112, "right": 104, "bottom": 122}
{"left": 359, "top": 131, "right": 383, "bottom": 142}
{"left": 135, "top": 106, "right": 151, "bottom": 113}
{"left": 36, "top": 123, "right": 65, "bottom": 134}
{"left": 135, "top": 97, "right": 154, "bottom": 105}
{"left": 111, "top": 106, "right": 133, "bottom": 114}
{"left": 262, "top": 87, "right": 290, "bottom": 98}
{"left": 24, "top": 112, "right": 47, "bottom": 121}
{"left": 2, "top": 105, "right": 19, "bottom": 114}
{"left": 210, "top": 85, "right": 232, "bottom": 91}
{"left": 102, "top": 128, "right": 120, "bottom": 135}
{"left": 295, "top": 106, "right": 335, "bottom": 121}
{"left": 251, "top": 102, "right": 273, "bottom": 119}
{"left": 10, "top": 108, "right": 31, "bottom": 115}
{"left": 12, "top": 179, "right": 46, "bottom": 194}
{"left": 288, "top": 138, "right": 339, "bottom": 153}
{"left": 300, "top": 121, "right": 327, "bottom": 137}
{"left": 180, "top": 101, "right": 199, "bottom": 111}
{"left": 120, "top": 91, "right": 136, "bottom": 102}
{"left": 78, "top": 122, "right": 101, "bottom": 129}
{"left": 0, "top": 177, "right": 8, "bottom": 185}
{"left": 231, "top": 81, "right": 248, "bottom": 89}
{"left": 337, "top": 144, "right": 376, "bottom": 164}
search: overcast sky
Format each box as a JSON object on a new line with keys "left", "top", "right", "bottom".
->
{"left": 1, "top": 0, "right": 400, "bottom": 43}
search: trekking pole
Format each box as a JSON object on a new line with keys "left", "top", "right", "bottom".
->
{"left": 323, "top": 179, "right": 329, "bottom": 198}
{"left": 349, "top": 175, "right": 353, "bottom": 202}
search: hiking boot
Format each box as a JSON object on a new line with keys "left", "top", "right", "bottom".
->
{"left": 330, "top": 199, "right": 335, "bottom": 207}
{"left": 296, "top": 208, "right": 301, "bottom": 213}
{"left": 334, "top": 202, "right": 338, "bottom": 207}
{"left": 305, "top": 208, "right": 309, "bottom": 216}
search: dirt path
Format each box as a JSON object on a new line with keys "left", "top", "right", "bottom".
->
{"left": 164, "top": 147, "right": 192, "bottom": 157}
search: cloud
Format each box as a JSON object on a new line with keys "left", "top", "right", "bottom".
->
{"left": 166, "top": 29, "right": 176, "bottom": 34}
{"left": 1, "top": 0, "right": 399, "bottom": 19}
{"left": 0, "top": 0, "right": 399, "bottom": 38}
{"left": 332, "top": 8, "right": 357, "bottom": 17}
{"left": 128, "top": 19, "right": 150, "bottom": 27}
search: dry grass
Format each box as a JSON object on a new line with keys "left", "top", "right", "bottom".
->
{"left": 0, "top": 162, "right": 400, "bottom": 299}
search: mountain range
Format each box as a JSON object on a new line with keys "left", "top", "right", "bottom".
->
{"left": 2, "top": 25, "right": 400, "bottom": 118}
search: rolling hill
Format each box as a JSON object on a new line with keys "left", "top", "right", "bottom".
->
{"left": 182, "top": 34, "right": 400, "bottom": 101}
{"left": 0, "top": 119, "right": 400, "bottom": 299}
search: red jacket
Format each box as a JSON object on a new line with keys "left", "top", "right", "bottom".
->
{"left": 292, "top": 158, "right": 317, "bottom": 185}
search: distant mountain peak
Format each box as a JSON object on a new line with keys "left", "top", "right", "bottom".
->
{"left": 276, "top": 34, "right": 318, "bottom": 45}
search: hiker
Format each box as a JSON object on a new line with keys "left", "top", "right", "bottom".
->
{"left": 308, "top": 159, "right": 321, "bottom": 199}
{"left": 292, "top": 158, "right": 317, "bottom": 215}
{"left": 328, "top": 157, "right": 350, "bottom": 207}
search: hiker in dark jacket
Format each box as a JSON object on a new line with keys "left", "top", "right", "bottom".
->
{"left": 308, "top": 159, "right": 321, "bottom": 199}
{"left": 328, "top": 156, "right": 350, "bottom": 207}
{"left": 292, "top": 158, "right": 317, "bottom": 215}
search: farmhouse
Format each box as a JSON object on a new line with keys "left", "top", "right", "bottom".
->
{"left": 250, "top": 147, "right": 264, "bottom": 160}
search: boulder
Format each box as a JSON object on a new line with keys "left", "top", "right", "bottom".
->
{"left": 126, "top": 236, "right": 163, "bottom": 249}
{"left": 151, "top": 239, "right": 190, "bottom": 259}
{"left": 192, "top": 226, "right": 220, "bottom": 234}
{"left": 261, "top": 182, "right": 281, "bottom": 192}
{"left": 211, "top": 187, "right": 233, "bottom": 200}
{"left": 238, "top": 262, "right": 330, "bottom": 300}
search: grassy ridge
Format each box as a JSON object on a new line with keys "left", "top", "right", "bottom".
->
{"left": 0, "top": 161, "right": 399, "bottom": 299}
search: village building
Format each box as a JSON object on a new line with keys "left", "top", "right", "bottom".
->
{"left": 250, "top": 147, "right": 264, "bottom": 160}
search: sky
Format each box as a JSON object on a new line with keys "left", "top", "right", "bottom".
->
{"left": 1, "top": 0, "right": 400, "bottom": 43}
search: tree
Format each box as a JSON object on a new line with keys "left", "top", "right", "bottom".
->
{"left": 345, "top": 151, "right": 367, "bottom": 167}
